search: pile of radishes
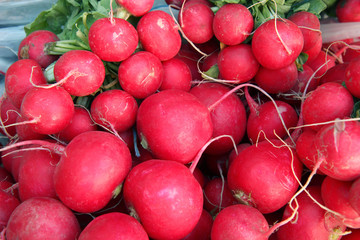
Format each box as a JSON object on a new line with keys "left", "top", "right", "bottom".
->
{"left": 1, "top": 0, "right": 360, "bottom": 239}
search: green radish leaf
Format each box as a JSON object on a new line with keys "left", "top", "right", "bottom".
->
{"left": 202, "top": 64, "right": 220, "bottom": 80}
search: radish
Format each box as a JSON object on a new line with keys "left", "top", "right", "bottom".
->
{"left": 175, "top": 48, "right": 203, "bottom": 81}
{"left": 342, "top": 42, "right": 360, "bottom": 63}
{"left": 78, "top": 212, "right": 149, "bottom": 240}
{"left": 15, "top": 115, "right": 47, "bottom": 141}
{"left": 302, "top": 82, "right": 354, "bottom": 131}
{"left": 341, "top": 228, "right": 360, "bottom": 240}
{"left": 336, "top": 0, "right": 360, "bottom": 22}
{"left": 88, "top": 17, "right": 139, "bottom": 62}
{"left": 159, "top": 57, "right": 192, "bottom": 91}
{"left": 345, "top": 57, "right": 360, "bottom": 98}
{"left": 217, "top": 44, "right": 260, "bottom": 83}
{"left": 179, "top": 1, "right": 214, "bottom": 44}
{"left": 251, "top": 18, "right": 304, "bottom": 70}
{"left": 212, "top": 3, "right": 253, "bottom": 46}
{"left": 137, "top": 10, "right": 182, "bottom": 61}
{"left": 227, "top": 139, "right": 303, "bottom": 214}
{"left": 17, "top": 30, "right": 60, "bottom": 68}
{"left": 53, "top": 50, "right": 105, "bottom": 96}
{"left": 211, "top": 204, "right": 270, "bottom": 240}
{"left": 291, "top": 64, "right": 317, "bottom": 94}
{"left": 190, "top": 82, "right": 247, "bottom": 155}
{"left": 118, "top": 51, "right": 163, "bottom": 99}
{"left": 0, "top": 96, "right": 19, "bottom": 138}
{"left": 90, "top": 89, "right": 138, "bottom": 132}
{"left": 115, "top": 0, "right": 154, "bottom": 17}
{"left": 306, "top": 50, "right": 336, "bottom": 79}
{"left": 182, "top": 209, "right": 213, "bottom": 240}
{"left": 136, "top": 89, "right": 213, "bottom": 164}
{"left": 5, "top": 197, "right": 81, "bottom": 240}
{"left": 319, "top": 62, "right": 348, "bottom": 85}
{"left": 303, "top": 34, "right": 322, "bottom": 62}
{"left": 123, "top": 159, "right": 204, "bottom": 240}
{"left": 5, "top": 59, "right": 47, "bottom": 109}
{"left": 0, "top": 190, "right": 20, "bottom": 232}
{"left": 254, "top": 62, "right": 298, "bottom": 94}
{"left": 20, "top": 85, "right": 75, "bottom": 135}
{"left": 350, "top": 177, "right": 360, "bottom": 216}
{"left": 54, "top": 131, "right": 132, "bottom": 213}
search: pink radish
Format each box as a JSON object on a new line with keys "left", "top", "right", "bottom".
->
{"left": 136, "top": 89, "right": 213, "bottom": 164}
{"left": 0, "top": 96, "right": 19, "bottom": 138}
{"left": 115, "top": 0, "right": 154, "bottom": 17}
{"left": 251, "top": 18, "right": 304, "bottom": 70}
{"left": 336, "top": 0, "right": 360, "bottom": 22}
{"left": 159, "top": 57, "right": 192, "bottom": 91}
{"left": 123, "top": 159, "right": 203, "bottom": 240}
{"left": 15, "top": 115, "right": 47, "bottom": 141}
{"left": 291, "top": 64, "right": 317, "bottom": 94}
{"left": 306, "top": 50, "right": 336, "bottom": 79}
{"left": 0, "top": 190, "right": 20, "bottom": 232}
{"left": 118, "top": 51, "right": 163, "bottom": 99}
{"left": 53, "top": 50, "right": 105, "bottom": 96}
{"left": 303, "top": 34, "right": 322, "bottom": 62}
{"left": 349, "top": 177, "right": 360, "bottom": 216}
{"left": 182, "top": 209, "right": 213, "bottom": 240}
{"left": 88, "top": 17, "right": 138, "bottom": 62}
{"left": 345, "top": 57, "right": 360, "bottom": 98}
{"left": 319, "top": 63, "right": 348, "bottom": 85}
{"left": 212, "top": 3, "right": 253, "bottom": 45}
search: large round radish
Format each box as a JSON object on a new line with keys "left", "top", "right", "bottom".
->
{"left": 227, "top": 139, "right": 303, "bottom": 214}
{"left": 212, "top": 3, "right": 253, "bottom": 45}
{"left": 137, "top": 10, "right": 182, "bottom": 61}
{"left": 78, "top": 212, "right": 149, "bottom": 240}
{"left": 5, "top": 59, "right": 47, "bottom": 109}
{"left": 53, "top": 50, "right": 105, "bottom": 96}
{"left": 211, "top": 204, "right": 270, "bottom": 240}
{"left": 88, "top": 17, "right": 138, "bottom": 62}
{"left": 136, "top": 89, "right": 213, "bottom": 164}
{"left": 251, "top": 18, "right": 304, "bottom": 70}
{"left": 0, "top": 190, "right": 20, "bottom": 232}
{"left": 20, "top": 86, "right": 75, "bottom": 135}
{"left": 118, "top": 51, "right": 163, "bottom": 99}
{"left": 190, "top": 82, "right": 247, "bottom": 155}
{"left": 90, "top": 89, "right": 138, "bottom": 132}
{"left": 123, "top": 159, "right": 203, "bottom": 240}
{"left": 54, "top": 131, "right": 132, "bottom": 213}
{"left": 115, "top": 0, "right": 154, "bottom": 17}
{"left": 17, "top": 30, "right": 60, "bottom": 68}
{"left": 5, "top": 197, "right": 80, "bottom": 240}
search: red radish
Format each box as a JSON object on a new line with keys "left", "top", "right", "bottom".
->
{"left": 5, "top": 59, "right": 47, "bottom": 109}
{"left": 182, "top": 209, "right": 213, "bottom": 240}
{"left": 0, "top": 96, "right": 19, "bottom": 138}
{"left": 56, "top": 106, "right": 98, "bottom": 143}
{"left": 201, "top": 50, "right": 219, "bottom": 72}
{"left": 5, "top": 197, "right": 81, "bottom": 240}
{"left": 203, "top": 177, "right": 237, "bottom": 213}
{"left": 118, "top": 51, "right": 163, "bottom": 99}
{"left": 342, "top": 42, "right": 360, "bottom": 63}
{"left": 211, "top": 204, "right": 270, "bottom": 240}
{"left": 321, "top": 176, "right": 360, "bottom": 228}
{"left": 159, "top": 58, "right": 192, "bottom": 91}
{"left": 20, "top": 85, "right": 75, "bottom": 135}
{"left": 303, "top": 34, "right": 322, "bottom": 62}
{"left": 254, "top": 62, "right": 298, "bottom": 94}
{"left": 0, "top": 190, "right": 20, "bottom": 232}
{"left": 165, "top": 0, "right": 184, "bottom": 7}
{"left": 203, "top": 153, "right": 229, "bottom": 176}
{"left": 251, "top": 18, "right": 304, "bottom": 70}
{"left": 217, "top": 44, "right": 260, "bottom": 83}
{"left": 18, "top": 150, "right": 60, "bottom": 201}
{"left": 118, "top": 128, "right": 134, "bottom": 153}
{"left": 17, "top": 30, "right": 60, "bottom": 68}
{"left": 115, "top": 0, "right": 154, "bottom": 17}
{"left": 123, "top": 159, "right": 203, "bottom": 240}
{"left": 319, "top": 62, "right": 348, "bottom": 85}
{"left": 228, "top": 142, "right": 251, "bottom": 165}
{"left": 276, "top": 186, "right": 346, "bottom": 240}
{"left": 175, "top": 49, "right": 203, "bottom": 81}
{"left": 341, "top": 228, "right": 360, "bottom": 240}
{"left": 136, "top": 89, "right": 213, "bottom": 164}
{"left": 314, "top": 120, "right": 360, "bottom": 181}
{"left": 1, "top": 147, "right": 23, "bottom": 175}
{"left": 137, "top": 10, "right": 182, "bottom": 61}
{"left": 90, "top": 89, "right": 138, "bottom": 132}
{"left": 288, "top": 11, "right": 321, "bottom": 52}
{"left": 0, "top": 167, "right": 13, "bottom": 183}
{"left": 88, "top": 17, "right": 138, "bottom": 62}
{"left": 345, "top": 57, "right": 360, "bottom": 98}
{"left": 193, "top": 167, "right": 207, "bottom": 189}
{"left": 302, "top": 82, "right": 354, "bottom": 131}
{"left": 54, "top": 131, "right": 132, "bottom": 213}
{"left": 245, "top": 89, "right": 298, "bottom": 144}
{"left": 53, "top": 50, "right": 105, "bottom": 96}
{"left": 336, "top": 0, "right": 360, "bottom": 22}
{"left": 190, "top": 82, "right": 247, "bottom": 155}
{"left": 15, "top": 115, "right": 47, "bottom": 141}
{"left": 78, "top": 212, "right": 149, "bottom": 240}
{"left": 227, "top": 140, "right": 303, "bottom": 214}
{"left": 306, "top": 50, "right": 336, "bottom": 79}
{"left": 179, "top": 1, "right": 214, "bottom": 44}
{"left": 291, "top": 64, "right": 317, "bottom": 93}
{"left": 212, "top": 3, "right": 253, "bottom": 45}
{"left": 350, "top": 177, "right": 360, "bottom": 215}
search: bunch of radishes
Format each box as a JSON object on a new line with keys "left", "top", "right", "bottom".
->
{"left": 1, "top": 0, "right": 360, "bottom": 239}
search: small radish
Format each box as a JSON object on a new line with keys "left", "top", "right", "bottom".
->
{"left": 182, "top": 209, "right": 213, "bottom": 240}
{"left": 20, "top": 85, "right": 75, "bottom": 135}
{"left": 123, "top": 159, "right": 203, "bottom": 240}
{"left": 78, "top": 212, "right": 149, "bottom": 240}
{"left": 212, "top": 3, "right": 253, "bottom": 46}
{"left": 17, "top": 30, "right": 60, "bottom": 68}
{"left": 115, "top": 0, "right": 154, "bottom": 17}
{"left": 342, "top": 42, "right": 360, "bottom": 63}
{"left": 90, "top": 89, "right": 138, "bottom": 132}
{"left": 175, "top": 49, "right": 203, "bottom": 81}
{"left": 320, "top": 62, "right": 348, "bottom": 85}
{"left": 306, "top": 50, "right": 336, "bottom": 79}
{"left": 303, "top": 34, "right": 322, "bottom": 62}
{"left": 5, "top": 59, "right": 47, "bottom": 109}
{"left": 118, "top": 51, "right": 163, "bottom": 99}
{"left": 136, "top": 89, "right": 213, "bottom": 164}
{"left": 88, "top": 17, "right": 139, "bottom": 62}
{"left": 251, "top": 18, "right": 304, "bottom": 70}
{"left": 349, "top": 177, "right": 360, "bottom": 215}
{"left": 0, "top": 190, "right": 20, "bottom": 232}
{"left": 137, "top": 10, "right": 182, "bottom": 61}
{"left": 291, "top": 64, "right": 317, "bottom": 94}
{"left": 159, "top": 57, "right": 192, "bottom": 91}
{"left": 5, "top": 197, "right": 81, "bottom": 240}
{"left": 336, "top": 0, "right": 360, "bottom": 22}
{"left": 0, "top": 96, "right": 19, "bottom": 138}
{"left": 53, "top": 50, "right": 105, "bottom": 96}
{"left": 15, "top": 115, "right": 47, "bottom": 141}
{"left": 345, "top": 57, "right": 360, "bottom": 98}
